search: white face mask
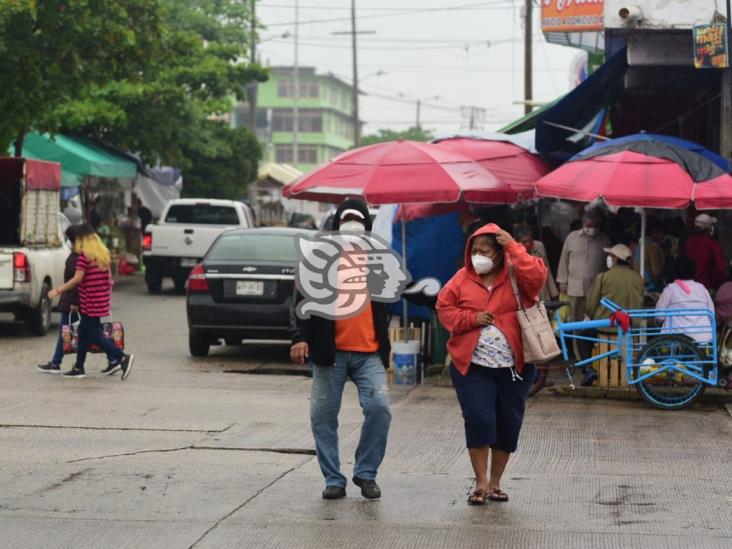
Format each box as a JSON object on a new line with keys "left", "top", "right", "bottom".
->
{"left": 340, "top": 220, "right": 366, "bottom": 233}
{"left": 606, "top": 256, "right": 615, "bottom": 270}
{"left": 471, "top": 253, "right": 494, "bottom": 275}
{"left": 584, "top": 227, "right": 597, "bottom": 237}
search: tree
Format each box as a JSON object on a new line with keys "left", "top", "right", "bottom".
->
{"left": 179, "top": 120, "right": 260, "bottom": 200}
{"left": 0, "top": 0, "right": 164, "bottom": 155}
{"left": 56, "top": 0, "right": 267, "bottom": 168}
{"left": 360, "top": 126, "right": 434, "bottom": 147}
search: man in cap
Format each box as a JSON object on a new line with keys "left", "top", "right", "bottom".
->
{"left": 556, "top": 210, "right": 611, "bottom": 337}
{"left": 684, "top": 214, "right": 725, "bottom": 291}
{"left": 579, "top": 244, "right": 645, "bottom": 385}
{"left": 290, "top": 198, "right": 391, "bottom": 501}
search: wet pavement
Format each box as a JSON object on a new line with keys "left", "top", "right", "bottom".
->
{"left": 1, "top": 277, "right": 731, "bottom": 548}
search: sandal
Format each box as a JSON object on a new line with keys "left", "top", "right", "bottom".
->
{"left": 488, "top": 488, "right": 509, "bottom": 502}
{"left": 467, "top": 488, "right": 487, "bottom": 505}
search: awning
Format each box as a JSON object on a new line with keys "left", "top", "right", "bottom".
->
{"left": 499, "top": 99, "right": 561, "bottom": 135}
{"left": 258, "top": 162, "right": 302, "bottom": 185}
{"left": 18, "top": 132, "right": 138, "bottom": 184}
{"left": 535, "top": 47, "right": 628, "bottom": 159}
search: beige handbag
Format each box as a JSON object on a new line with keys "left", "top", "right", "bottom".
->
{"left": 508, "top": 267, "right": 561, "bottom": 364}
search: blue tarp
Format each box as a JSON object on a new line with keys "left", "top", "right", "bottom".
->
{"left": 536, "top": 47, "right": 628, "bottom": 159}
{"left": 390, "top": 212, "right": 465, "bottom": 321}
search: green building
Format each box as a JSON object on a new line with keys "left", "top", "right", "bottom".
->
{"left": 234, "top": 67, "right": 356, "bottom": 173}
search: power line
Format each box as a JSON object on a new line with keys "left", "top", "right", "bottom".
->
{"left": 260, "top": 1, "right": 512, "bottom": 11}
{"left": 264, "top": 1, "right": 514, "bottom": 27}
{"left": 266, "top": 38, "right": 497, "bottom": 51}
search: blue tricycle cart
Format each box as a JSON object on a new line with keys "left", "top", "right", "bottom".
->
{"left": 554, "top": 298, "right": 719, "bottom": 410}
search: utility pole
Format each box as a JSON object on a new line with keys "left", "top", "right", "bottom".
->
{"left": 292, "top": 0, "right": 300, "bottom": 164}
{"left": 351, "top": 0, "right": 360, "bottom": 147}
{"left": 248, "top": 0, "right": 257, "bottom": 133}
{"left": 415, "top": 100, "right": 421, "bottom": 130}
{"left": 523, "top": 0, "right": 533, "bottom": 115}
{"left": 331, "top": 6, "right": 374, "bottom": 148}
{"left": 720, "top": 0, "right": 732, "bottom": 258}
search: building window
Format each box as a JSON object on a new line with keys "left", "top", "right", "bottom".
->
{"left": 275, "top": 144, "right": 319, "bottom": 164}
{"left": 277, "top": 80, "right": 319, "bottom": 98}
{"left": 271, "top": 109, "right": 323, "bottom": 133}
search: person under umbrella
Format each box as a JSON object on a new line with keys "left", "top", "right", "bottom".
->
{"left": 580, "top": 244, "right": 645, "bottom": 386}
{"left": 684, "top": 214, "right": 725, "bottom": 292}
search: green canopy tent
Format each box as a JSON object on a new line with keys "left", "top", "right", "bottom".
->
{"left": 18, "top": 132, "right": 137, "bottom": 182}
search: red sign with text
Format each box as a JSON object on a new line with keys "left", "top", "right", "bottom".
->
{"left": 541, "top": 0, "right": 604, "bottom": 33}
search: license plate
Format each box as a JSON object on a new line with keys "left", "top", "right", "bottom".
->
{"left": 236, "top": 280, "right": 264, "bottom": 296}
{"left": 181, "top": 258, "right": 198, "bottom": 267}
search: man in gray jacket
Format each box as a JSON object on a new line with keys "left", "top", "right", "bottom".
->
{"left": 556, "top": 209, "right": 611, "bottom": 336}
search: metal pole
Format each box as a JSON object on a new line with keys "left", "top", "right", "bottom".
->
{"left": 416, "top": 100, "right": 421, "bottom": 130}
{"left": 639, "top": 208, "right": 646, "bottom": 282}
{"left": 248, "top": 0, "right": 257, "bottom": 132}
{"left": 523, "top": 0, "right": 533, "bottom": 115}
{"left": 402, "top": 218, "right": 408, "bottom": 342}
{"left": 351, "top": 0, "right": 360, "bottom": 147}
{"left": 292, "top": 0, "right": 300, "bottom": 165}
{"left": 723, "top": 0, "right": 732, "bottom": 161}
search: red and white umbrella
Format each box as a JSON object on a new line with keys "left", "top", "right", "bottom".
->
{"left": 282, "top": 140, "right": 504, "bottom": 204}
{"left": 397, "top": 137, "right": 553, "bottom": 221}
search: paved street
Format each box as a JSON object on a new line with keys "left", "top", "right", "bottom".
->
{"left": 1, "top": 277, "right": 731, "bottom": 548}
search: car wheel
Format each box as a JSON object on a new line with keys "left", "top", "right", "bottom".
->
{"left": 146, "top": 271, "right": 163, "bottom": 294}
{"left": 189, "top": 330, "right": 210, "bottom": 357}
{"left": 26, "top": 282, "right": 52, "bottom": 336}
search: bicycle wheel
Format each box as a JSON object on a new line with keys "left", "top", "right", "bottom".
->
{"left": 527, "top": 364, "right": 548, "bottom": 398}
{"left": 631, "top": 335, "right": 707, "bottom": 410}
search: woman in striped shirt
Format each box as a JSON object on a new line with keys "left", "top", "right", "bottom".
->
{"left": 48, "top": 224, "right": 134, "bottom": 379}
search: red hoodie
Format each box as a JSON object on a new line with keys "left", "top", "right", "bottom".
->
{"left": 436, "top": 223, "right": 547, "bottom": 376}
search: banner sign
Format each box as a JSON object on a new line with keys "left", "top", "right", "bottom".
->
{"left": 541, "top": 0, "right": 604, "bottom": 33}
{"left": 693, "top": 23, "right": 729, "bottom": 69}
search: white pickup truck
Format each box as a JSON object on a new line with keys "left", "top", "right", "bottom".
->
{"left": 142, "top": 198, "right": 255, "bottom": 293}
{"left": 0, "top": 158, "right": 70, "bottom": 335}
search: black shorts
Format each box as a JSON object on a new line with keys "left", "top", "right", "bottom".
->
{"left": 450, "top": 363, "right": 535, "bottom": 452}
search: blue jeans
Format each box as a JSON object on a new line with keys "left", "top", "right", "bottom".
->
{"left": 310, "top": 351, "right": 392, "bottom": 488}
{"left": 75, "top": 314, "right": 124, "bottom": 369}
{"left": 50, "top": 312, "right": 71, "bottom": 366}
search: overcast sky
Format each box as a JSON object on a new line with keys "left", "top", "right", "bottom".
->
{"left": 256, "top": 0, "right": 583, "bottom": 135}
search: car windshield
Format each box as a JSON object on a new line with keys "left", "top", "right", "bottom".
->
{"left": 165, "top": 204, "right": 238, "bottom": 225}
{"left": 208, "top": 234, "right": 298, "bottom": 262}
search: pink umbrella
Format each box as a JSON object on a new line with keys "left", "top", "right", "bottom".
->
{"left": 535, "top": 150, "right": 732, "bottom": 208}
{"left": 397, "top": 137, "right": 553, "bottom": 221}
{"left": 282, "top": 140, "right": 505, "bottom": 204}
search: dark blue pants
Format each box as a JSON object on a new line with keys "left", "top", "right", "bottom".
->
{"left": 74, "top": 314, "right": 124, "bottom": 369}
{"left": 451, "top": 363, "right": 535, "bottom": 452}
{"left": 50, "top": 312, "right": 70, "bottom": 366}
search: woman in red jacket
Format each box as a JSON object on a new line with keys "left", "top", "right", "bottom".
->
{"left": 437, "top": 223, "right": 547, "bottom": 505}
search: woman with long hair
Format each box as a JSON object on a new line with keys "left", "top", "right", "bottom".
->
{"left": 48, "top": 224, "right": 134, "bottom": 379}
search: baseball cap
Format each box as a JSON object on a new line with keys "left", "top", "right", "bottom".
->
{"left": 339, "top": 208, "right": 366, "bottom": 220}
{"left": 603, "top": 244, "right": 632, "bottom": 261}
{"left": 694, "top": 213, "right": 717, "bottom": 229}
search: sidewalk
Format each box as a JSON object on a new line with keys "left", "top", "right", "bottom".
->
{"left": 2, "top": 381, "right": 731, "bottom": 548}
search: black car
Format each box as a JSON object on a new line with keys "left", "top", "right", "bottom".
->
{"left": 186, "top": 227, "right": 312, "bottom": 357}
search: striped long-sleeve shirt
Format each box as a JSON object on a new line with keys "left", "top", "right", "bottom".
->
{"left": 77, "top": 255, "right": 111, "bottom": 317}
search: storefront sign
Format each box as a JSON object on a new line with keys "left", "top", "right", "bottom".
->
{"left": 693, "top": 23, "right": 729, "bottom": 69}
{"left": 541, "top": 0, "right": 604, "bottom": 33}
